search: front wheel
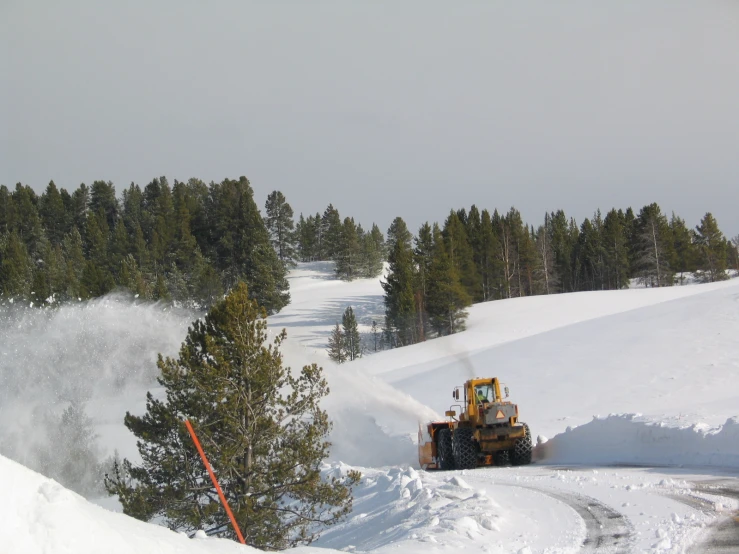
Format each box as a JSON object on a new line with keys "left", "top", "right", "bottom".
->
{"left": 437, "top": 428, "right": 455, "bottom": 470}
{"left": 510, "top": 423, "right": 532, "bottom": 466}
{"left": 452, "top": 428, "right": 478, "bottom": 470}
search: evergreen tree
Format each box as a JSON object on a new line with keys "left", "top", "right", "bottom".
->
{"left": 105, "top": 283, "right": 359, "bottom": 548}
{"left": 70, "top": 184, "right": 90, "bottom": 232}
{"left": 694, "top": 212, "right": 728, "bottom": 282}
{"left": 669, "top": 214, "right": 698, "bottom": 284}
{"left": 62, "top": 227, "right": 86, "bottom": 299}
{"left": 443, "top": 210, "right": 481, "bottom": 301}
{"left": 296, "top": 214, "right": 317, "bottom": 262}
{"left": 368, "top": 224, "right": 385, "bottom": 274}
{"left": 335, "top": 217, "right": 360, "bottom": 280}
{"left": 12, "top": 183, "right": 44, "bottom": 257}
{"left": 89, "top": 180, "right": 119, "bottom": 230}
{"left": 730, "top": 235, "right": 739, "bottom": 273}
{"left": 341, "top": 306, "right": 361, "bottom": 361}
{"left": 38, "top": 400, "right": 103, "bottom": 497}
{"left": 478, "top": 209, "right": 503, "bottom": 300}
{"left": 413, "top": 222, "right": 434, "bottom": 341}
{"left": 39, "top": 181, "right": 68, "bottom": 245}
{"left": 264, "top": 191, "right": 298, "bottom": 267}
{"left": 321, "top": 204, "right": 342, "bottom": 260}
{"left": 386, "top": 216, "right": 413, "bottom": 256}
{"left": 426, "top": 226, "right": 470, "bottom": 336}
{"left": 120, "top": 254, "right": 150, "bottom": 298}
{"left": 602, "top": 209, "right": 630, "bottom": 289}
{"left": 381, "top": 217, "right": 417, "bottom": 347}
{"left": 633, "top": 203, "right": 673, "bottom": 287}
{"left": 0, "top": 231, "right": 33, "bottom": 298}
{"left": 548, "top": 210, "right": 577, "bottom": 293}
{"left": 122, "top": 183, "right": 145, "bottom": 234}
{"left": 534, "top": 214, "right": 558, "bottom": 294}
{"left": 494, "top": 208, "right": 524, "bottom": 298}
{"left": 327, "top": 323, "right": 346, "bottom": 364}
{"left": 207, "top": 177, "right": 289, "bottom": 313}
{"left": 0, "top": 185, "right": 16, "bottom": 234}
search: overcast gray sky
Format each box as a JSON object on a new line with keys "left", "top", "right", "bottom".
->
{"left": 2, "top": 1, "right": 738, "bottom": 237}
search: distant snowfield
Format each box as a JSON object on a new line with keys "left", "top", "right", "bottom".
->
{"left": 2, "top": 262, "right": 739, "bottom": 553}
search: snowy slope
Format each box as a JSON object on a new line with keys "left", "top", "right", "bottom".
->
{"left": 2, "top": 261, "right": 739, "bottom": 553}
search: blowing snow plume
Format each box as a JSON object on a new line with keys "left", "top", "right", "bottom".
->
{"left": 0, "top": 292, "right": 436, "bottom": 494}
{"left": 0, "top": 295, "right": 193, "bottom": 494}
{"left": 276, "top": 340, "right": 440, "bottom": 468}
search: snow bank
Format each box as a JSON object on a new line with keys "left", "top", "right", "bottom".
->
{"left": 1, "top": 453, "right": 258, "bottom": 554}
{"left": 313, "top": 466, "right": 509, "bottom": 552}
{"left": 539, "top": 414, "right": 739, "bottom": 469}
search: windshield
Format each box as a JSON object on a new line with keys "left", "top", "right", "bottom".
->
{"left": 475, "top": 384, "right": 493, "bottom": 403}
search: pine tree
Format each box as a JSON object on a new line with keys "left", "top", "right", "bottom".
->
{"left": 327, "top": 323, "right": 346, "bottom": 363}
{"left": 335, "top": 217, "right": 360, "bottom": 280}
{"left": 478, "top": 209, "right": 503, "bottom": 300}
{"left": 601, "top": 209, "right": 630, "bottom": 289}
{"left": 534, "top": 214, "right": 557, "bottom": 294}
{"left": 264, "top": 191, "right": 298, "bottom": 267}
{"left": 0, "top": 185, "right": 16, "bottom": 234}
{"left": 730, "top": 235, "right": 739, "bottom": 273}
{"left": 443, "top": 210, "right": 481, "bottom": 301}
{"left": 39, "top": 181, "right": 68, "bottom": 245}
{"left": 381, "top": 217, "right": 417, "bottom": 347}
{"left": 413, "top": 222, "right": 434, "bottom": 341}
{"left": 38, "top": 400, "right": 103, "bottom": 497}
{"left": 70, "top": 184, "right": 90, "bottom": 232}
{"left": 89, "top": 180, "right": 119, "bottom": 230}
{"left": 669, "top": 214, "right": 698, "bottom": 284}
{"left": 426, "top": 226, "right": 470, "bottom": 336}
{"left": 367, "top": 223, "right": 385, "bottom": 275}
{"left": 321, "top": 204, "right": 342, "bottom": 260}
{"left": 633, "top": 203, "right": 673, "bottom": 287}
{"left": 105, "top": 283, "right": 359, "bottom": 548}
{"left": 296, "top": 214, "right": 317, "bottom": 262}
{"left": 341, "top": 306, "right": 361, "bottom": 361}
{"left": 12, "top": 184, "right": 44, "bottom": 258}
{"left": 386, "top": 216, "right": 413, "bottom": 257}
{"left": 694, "top": 212, "right": 728, "bottom": 282}
{"left": 0, "top": 230, "right": 33, "bottom": 298}
{"left": 207, "top": 177, "right": 289, "bottom": 313}
{"left": 62, "top": 227, "right": 86, "bottom": 299}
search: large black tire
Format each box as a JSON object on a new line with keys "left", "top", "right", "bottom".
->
{"left": 452, "top": 428, "right": 478, "bottom": 470}
{"left": 437, "top": 428, "right": 455, "bottom": 470}
{"left": 510, "top": 423, "right": 533, "bottom": 466}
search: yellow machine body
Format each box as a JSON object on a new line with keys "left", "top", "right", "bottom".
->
{"left": 418, "top": 377, "right": 529, "bottom": 470}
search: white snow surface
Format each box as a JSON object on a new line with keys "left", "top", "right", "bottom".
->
{"left": 2, "top": 261, "right": 739, "bottom": 553}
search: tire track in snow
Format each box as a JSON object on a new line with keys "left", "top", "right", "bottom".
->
{"left": 509, "top": 485, "right": 633, "bottom": 553}
{"left": 666, "top": 480, "right": 739, "bottom": 554}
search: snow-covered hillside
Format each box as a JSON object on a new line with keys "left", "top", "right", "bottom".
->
{"left": 2, "top": 262, "right": 738, "bottom": 553}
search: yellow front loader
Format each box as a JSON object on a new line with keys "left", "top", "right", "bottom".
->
{"left": 418, "top": 377, "right": 532, "bottom": 470}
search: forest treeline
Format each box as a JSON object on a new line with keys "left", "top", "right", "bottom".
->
{"left": 1, "top": 177, "right": 737, "bottom": 347}
{"left": 0, "top": 178, "right": 385, "bottom": 311}
{"left": 379, "top": 205, "right": 738, "bottom": 349}
{"left": 0, "top": 178, "right": 296, "bottom": 311}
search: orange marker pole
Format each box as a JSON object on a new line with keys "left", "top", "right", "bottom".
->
{"left": 184, "top": 419, "right": 246, "bottom": 545}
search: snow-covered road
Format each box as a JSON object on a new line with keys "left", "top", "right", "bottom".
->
{"left": 313, "top": 462, "right": 739, "bottom": 554}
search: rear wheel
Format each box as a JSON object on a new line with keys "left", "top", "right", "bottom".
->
{"left": 453, "top": 428, "right": 478, "bottom": 470}
{"left": 436, "top": 428, "right": 455, "bottom": 470}
{"left": 510, "top": 423, "right": 532, "bottom": 466}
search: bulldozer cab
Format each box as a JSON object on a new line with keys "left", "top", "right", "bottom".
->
{"left": 475, "top": 384, "right": 493, "bottom": 404}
